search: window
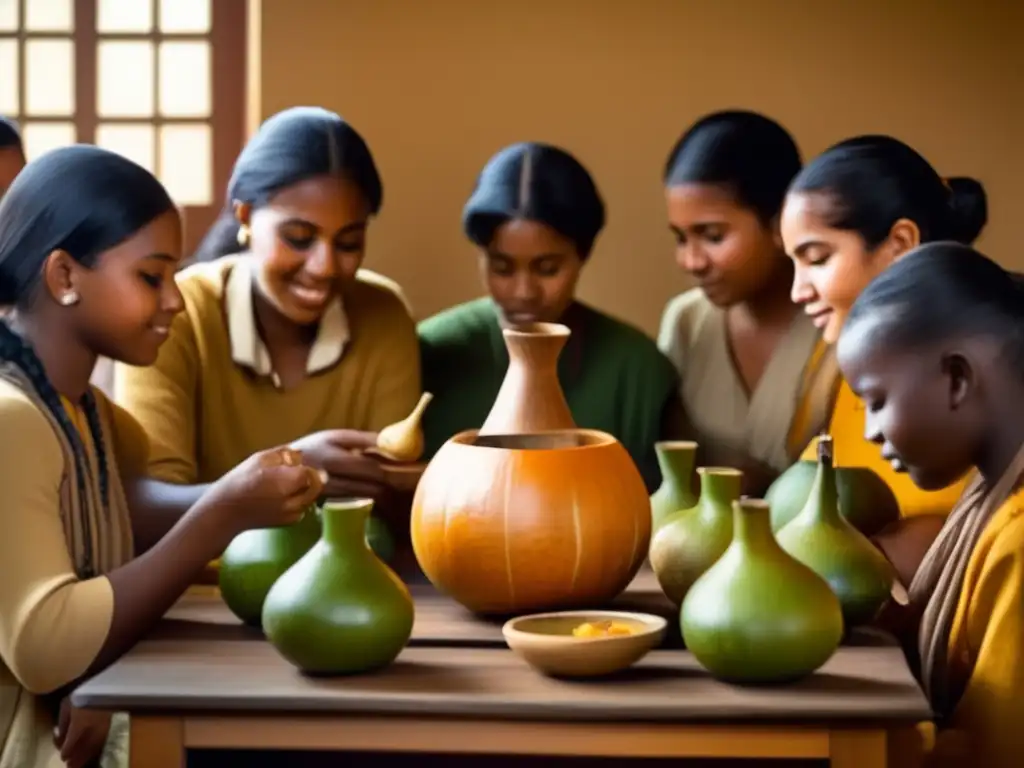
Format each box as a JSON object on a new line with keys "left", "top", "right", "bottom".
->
{"left": 0, "top": 0, "right": 247, "bottom": 255}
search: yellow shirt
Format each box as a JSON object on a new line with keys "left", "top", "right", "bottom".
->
{"left": 112, "top": 255, "right": 422, "bottom": 484}
{"left": 801, "top": 380, "right": 966, "bottom": 518}
{"left": 0, "top": 383, "right": 145, "bottom": 768}
{"left": 925, "top": 486, "right": 1024, "bottom": 766}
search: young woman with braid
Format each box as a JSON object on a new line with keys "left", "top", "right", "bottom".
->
{"left": 0, "top": 145, "right": 324, "bottom": 768}
{"left": 838, "top": 243, "right": 1024, "bottom": 767}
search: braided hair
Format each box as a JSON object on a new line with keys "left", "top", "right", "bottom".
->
{"left": 0, "top": 323, "right": 108, "bottom": 574}
{"left": 0, "top": 145, "right": 174, "bottom": 577}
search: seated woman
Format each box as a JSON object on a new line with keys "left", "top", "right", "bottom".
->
{"left": 837, "top": 243, "right": 1024, "bottom": 767}
{"left": 0, "top": 146, "right": 323, "bottom": 768}
{"left": 658, "top": 110, "right": 837, "bottom": 496}
{"left": 0, "top": 116, "right": 25, "bottom": 199}
{"left": 114, "top": 107, "right": 421, "bottom": 529}
{"left": 781, "top": 135, "right": 988, "bottom": 572}
{"left": 418, "top": 142, "right": 680, "bottom": 491}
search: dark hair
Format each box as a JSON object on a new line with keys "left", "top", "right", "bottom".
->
{"left": 789, "top": 135, "right": 988, "bottom": 249}
{"left": 663, "top": 110, "right": 802, "bottom": 223}
{"left": 194, "top": 106, "right": 384, "bottom": 262}
{"left": 0, "top": 116, "right": 22, "bottom": 153}
{"left": 0, "top": 145, "right": 175, "bottom": 561}
{"left": 463, "top": 142, "right": 605, "bottom": 259}
{"left": 843, "top": 242, "right": 1024, "bottom": 374}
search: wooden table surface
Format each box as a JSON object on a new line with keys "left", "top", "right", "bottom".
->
{"left": 72, "top": 568, "right": 932, "bottom": 766}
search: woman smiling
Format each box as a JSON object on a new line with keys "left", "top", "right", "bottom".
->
{"left": 782, "top": 135, "right": 987, "bottom": 523}
{"left": 113, "top": 107, "right": 420, "bottom": 511}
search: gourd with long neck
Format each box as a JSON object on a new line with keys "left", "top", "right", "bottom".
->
{"left": 776, "top": 434, "right": 897, "bottom": 628}
{"left": 649, "top": 466, "right": 740, "bottom": 606}
{"left": 681, "top": 498, "right": 843, "bottom": 684}
{"left": 375, "top": 392, "right": 434, "bottom": 462}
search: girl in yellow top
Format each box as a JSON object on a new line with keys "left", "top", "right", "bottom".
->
{"left": 781, "top": 135, "right": 988, "bottom": 525}
{"left": 837, "top": 243, "right": 1024, "bottom": 767}
{"left": 658, "top": 111, "right": 837, "bottom": 496}
{"left": 113, "top": 107, "right": 421, "bottom": 532}
{"left": 0, "top": 146, "right": 322, "bottom": 768}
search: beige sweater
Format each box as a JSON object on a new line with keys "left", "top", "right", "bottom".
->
{"left": 0, "top": 369, "right": 144, "bottom": 768}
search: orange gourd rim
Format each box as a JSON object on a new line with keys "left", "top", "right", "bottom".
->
{"left": 501, "top": 610, "right": 667, "bottom": 645}
{"left": 448, "top": 428, "right": 617, "bottom": 452}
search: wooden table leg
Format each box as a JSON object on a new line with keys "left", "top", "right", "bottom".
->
{"left": 130, "top": 715, "right": 185, "bottom": 768}
{"left": 830, "top": 729, "right": 886, "bottom": 767}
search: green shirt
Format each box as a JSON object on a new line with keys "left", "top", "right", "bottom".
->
{"left": 418, "top": 298, "right": 679, "bottom": 491}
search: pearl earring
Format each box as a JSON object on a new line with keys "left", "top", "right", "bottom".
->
{"left": 60, "top": 291, "right": 79, "bottom": 307}
{"left": 237, "top": 225, "right": 251, "bottom": 247}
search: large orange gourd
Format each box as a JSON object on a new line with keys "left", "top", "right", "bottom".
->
{"left": 411, "top": 322, "right": 651, "bottom": 615}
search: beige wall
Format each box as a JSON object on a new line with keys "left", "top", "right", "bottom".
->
{"left": 251, "top": 0, "right": 1023, "bottom": 337}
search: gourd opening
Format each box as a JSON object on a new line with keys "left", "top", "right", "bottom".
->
{"left": 502, "top": 321, "right": 571, "bottom": 338}
{"left": 655, "top": 440, "right": 698, "bottom": 451}
{"left": 456, "top": 429, "right": 613, "bottom": 451}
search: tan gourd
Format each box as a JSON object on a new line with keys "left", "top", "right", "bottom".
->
{"left": 373, "top": 392, "right": 434, "bottom": 463}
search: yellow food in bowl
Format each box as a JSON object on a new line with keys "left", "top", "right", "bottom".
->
{"left": 572, "top": 620, "right": 637, "bottom": 638}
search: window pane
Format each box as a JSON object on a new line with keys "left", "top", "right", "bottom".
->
{"left": 97, "top": 0, "right": 152, "bottom": 32}
{"left": 159, "top": 124, "right": 211, "bottom": 205}
{"left": 24, "top": 0, "right": 72, "bottom": 31}
{"left": 0, "top": 0, "right": 18, "bottom": 32}
{"left": 21, "top": 122, "right": 76, "bottom": 161}
{"left": 96, "top": 123, "right": 155, "bottom": 173}
{"left": 158, "top": 42, "right": 210, "bottom": 117}
{"left": 159, "top": 0, "right": 210, "bottom": 33}
{"left": 0, "top": 41, "right": 16, "bottom": 114}
{"left": 25, "top": 40, "right": 75, "bottom": 116}
{"left": 98, "top": 41, "right": 154, "bottom": 117}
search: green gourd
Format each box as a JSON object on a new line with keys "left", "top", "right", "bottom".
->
{"left": 776, "top": 435, "right": 897, "bottom": 628}
{"left": 649, "top": 440, "right": 699, "bottom": 531}
{"left": 682, "top": 498, "right": 843, "bottom": 684}
{"left": 650, "top": 466, "right": 741, "bottom": 606}
{"left": 218, "top": 506, "right": 321, "bottom": 627}
{"left": 766, "top": 448, "right": 900, "bottom": 537}
{"left": 262, "top": 497, "right": 415, "bottom": 675}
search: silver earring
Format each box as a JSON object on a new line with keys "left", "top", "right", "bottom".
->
{"left": 60, "top": 291, "right": 80, "bottom": 307}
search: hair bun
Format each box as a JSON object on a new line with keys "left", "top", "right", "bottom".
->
{"left": 944, "top": 176, "right": 988, "bottom": 245}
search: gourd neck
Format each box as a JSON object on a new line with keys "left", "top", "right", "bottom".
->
{"left": 804, "top": 435, "right": 842, "bottom": 525}
{"left": 656, "top": 441, "right": 697, "bottom": 489}
{"left": 733, "top": 499, "right": 777, "bottom": 550}
{"left": 697, "top": 468, "right": 742, "bottom": 521}
{"left": 320, "top": 498, "right": 373, "bottom": 551}
{"left": 502, "top": 323, "right": 570, "bottom": 373}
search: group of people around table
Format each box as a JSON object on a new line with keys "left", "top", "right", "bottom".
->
{"left": 0, "top": 105, "right": 1021, "bottom": 767}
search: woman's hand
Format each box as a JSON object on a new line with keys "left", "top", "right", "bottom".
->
{"left": 198, "top": 446, "right": 326, "bottom": 540}
{"left": 54, "top": 697, "right": 110, "bottom": 768}
{"left": 290, "top": 430, "right": 388, "bottom": 499}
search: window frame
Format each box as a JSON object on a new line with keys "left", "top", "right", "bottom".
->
{"left": 2, "top": 0, "right": 247, "bottom": 256}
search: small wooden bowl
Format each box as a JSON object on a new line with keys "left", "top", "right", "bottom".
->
{"left": 502, "top": 610, "right": 667, "bottom": 678}
{"left": 379, "top": 461, "right": 427, "bottom": 493}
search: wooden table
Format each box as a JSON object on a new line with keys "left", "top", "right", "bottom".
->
{"left": 72, "top": 569, "right": 931, "bottom": 767}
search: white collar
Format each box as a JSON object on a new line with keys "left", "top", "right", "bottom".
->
{"left": 223, "top": 259, "right": 350, "bottom": 386}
